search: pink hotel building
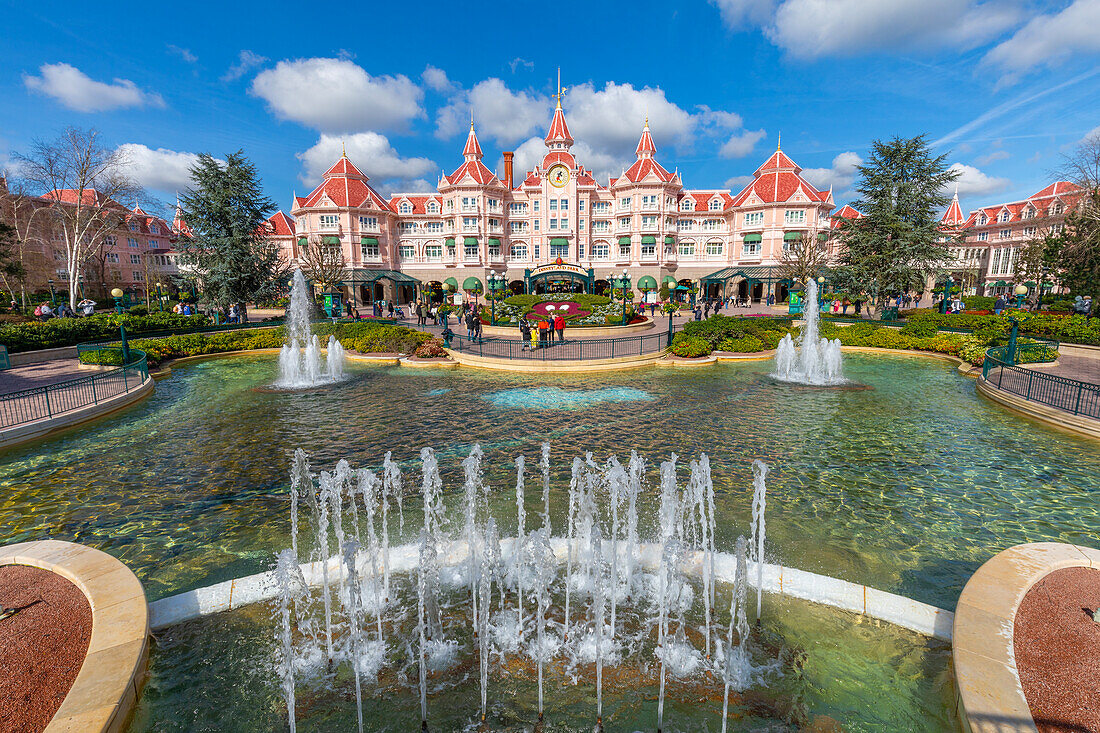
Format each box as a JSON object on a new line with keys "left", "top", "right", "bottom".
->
{"left": 264, "top": 99, "right": 1082, "bottom": 306}
{"left": 270, "top": 100, "right": 836, "bottom": 306}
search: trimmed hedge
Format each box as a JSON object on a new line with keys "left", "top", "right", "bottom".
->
{"left": 0, "top": 312, "right": 211, "bottom": 353}
{"left": 128, "top": 322, "right": 429, "bottom": 366}
{"left": 904, "top": 309, "right": 1100, "bottom": 346}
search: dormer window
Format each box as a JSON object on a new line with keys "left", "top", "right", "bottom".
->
{"left": 979, "top": 214, "right": 988, "bottom": 225}
{"left": 999, "top": 211, "right": 1010, "bottom": 222}
{"left": 426, "top": 201, "right": 438, "bottom": 214}
{"left": 1051, "top": 202, "right": 1064, "bottom": 215}
{"left": 709, "top": 198, "right": 722, "bottom": 211}
{"left": 680, "top": 199, "right": 694, "bottom": 212}
{"left": 399, "top": 201, "right": 413, "bottom": 214}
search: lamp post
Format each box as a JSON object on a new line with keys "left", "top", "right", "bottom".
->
{"left": 48, "top": 279, "right": 56, "bottom": 306}
{"left": 620, "top": 269, "right": 631, "bottom": 325}
{"left": 816, "top": 275, "right": 825, "bottom": 311}
{"left": 1013, "top": 283, "right": 1028, "bottom": 309}
{"left": 111, "top": 287, "right": 124, "bottom": 314}
{"left": 940, "top": 276, "right": 954, "bottom": 314}
{"left": 156, "top": 282, "right": 164, "bottom": 312}
{"left": 488, "top": 271, "right": 506, "bottom": 326}
{"left": 1037, "top": 266, "right": 1051, "bottom": 311}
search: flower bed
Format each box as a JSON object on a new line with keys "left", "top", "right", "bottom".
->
{"left": 485, "top": 294, "right": 636, "bottom": 326}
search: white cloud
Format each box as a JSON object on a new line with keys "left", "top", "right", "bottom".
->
{"left": 509, "top": 57, "right": 535, "bottom": 73}
{"left": 712, "top": 0, "right": 1023, "bottom": 58}
{"left": 223, "top": 50, "right": 268, "bottom": 82}
{"left": 23, "top": 63, "right": 165, "bottom": 112}
{"left": 437, "top": 78, "right": 548, "bottom": 145}
{"left": 423, "top": 65, "right": 456, "bottom": 94}
{"left": 801, "top": 151, "right": 863, "bottom": 191}
{"left": 948, "top": 162, "right": 1011, "bottom": 198}
{"left": 167, "top": 45, "right": 197, "bottom": 64}
{"left": 719, "top": 128, "right": 767, "bottom": 158}
{"left": 975, "top": 149, "right": 1009, "bottom": 166}
{"left": 508, "top": 137, "right": 552, "bottom": 183}
{"left": 724, "top": 174, "right": 754, "bottom": 190}
{"left": 567, "top": 81, "right": 695, "bottom": 156}
{"left": 298, "top": 133, "right": 436, "bottom": 192}
{"left": 116, "top": 143, "right": 208, "bottom": 194}
{"left": 983, "top": 0, "right": 1100, "bottom": 82}
{"left": 251, "top": 58, "right": 423, "bottom": 133}
{"left": 1083, "top": 125, "right": 1100, "bottom": 143}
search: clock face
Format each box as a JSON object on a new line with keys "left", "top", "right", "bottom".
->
{"left": 548, "top": 164, "right": 569, "bottom": 188}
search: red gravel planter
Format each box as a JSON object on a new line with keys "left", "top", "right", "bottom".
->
{"left": 0, "top": 540, "right": 149, "bottom": 733}
{"left": 1014, "top": 566, "right": 1100, "bottom": 733}
{"left": 0, "top": 565, "right": 93, "bottom": 733}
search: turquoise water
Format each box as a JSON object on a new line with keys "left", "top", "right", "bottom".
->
{"left": 1, "top": 352, "right": 1097, "bottom": 730}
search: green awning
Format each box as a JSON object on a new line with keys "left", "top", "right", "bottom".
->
{"left": 444, "top": 277, "right": 458, "bottom": 290}
{"left": 664, "top": 236, "right": 675, "bottom": 246}
{"left": 463, "top": 276, "right": 483, "bottom": 292}
{"left": 322, "top": 235, "right": 340, "bottom": 246}
{"left": 994, "top": 280, "right": 1008, "bottom": 286}
{"left": 618, "top": 236, "right": 632, "bottom": 245}
{"left": 662, "top": 275, "right": 678, "bottom": 285}
{"left": 360, "top": 236, "right": 378, "bottom": 246}
{"left": 463, "top": 237, "right": 477, "bottom": 246}
{"left": 637, "top": 275, "right": 658, "bottom": 290}
{"left": 549, "top": 237, "right": 568, "bottom": 246}
{"left": 445, "top": 238, "right": 455, "bottom": 247}
{"left": 783, "top": 231, "right": 802, "bottom": 241}
{"left": 341, "top": 269, "right": 420, "bottom": 285}
{"left": 1023, "top": 281, "right": 1036, "bottom": 287}
{"left": 488, "top": 238, "right": 501, "bottom": 247}
{"left": 297, "top": 236, "right": 307, "bottom": 247}
{"left": 641, "top": 235, "right": 656, "bottom": 244}
{"left": 817, "top": 232, "right": 828, "bottom": 241}
{"left": 743, "top": 233, "right": 762, "bottom": 243}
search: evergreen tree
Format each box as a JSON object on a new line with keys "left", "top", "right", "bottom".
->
{"left": 177, "top": 151, "right": 286, "bottom": 319}
{"left": 834, "top": 136, "right": 959, "bottom": 310}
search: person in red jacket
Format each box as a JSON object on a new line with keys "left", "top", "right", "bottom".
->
{"left": 553, "top": 313, "right": 565, "bottom": 342}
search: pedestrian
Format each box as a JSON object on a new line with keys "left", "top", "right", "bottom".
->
{"left": 538, "top": 318, "right": 550, "bottom": 347}
{"left": 472, "top": 313, "right": 483, "bottom": 340}
{"left": 520, "top": 317, "right": 532, "bottom": 350}
{"left": 994, "top": 295, "right": 1006, "bottom": 315}
{"left": 554, "top": 313, "right": 565, "bottom": 342}
{"left": 182, "top": 302, "right": 191, "bottom": 316}
{"left": 1084, "top": 295, "right": 1094, "bottom": 319}
{"left": 530, "top": 319, "right": 540, "bottom": 350}
{"left": 693, "top": 305, "right": 702, "bottom": 321}
{"left": 703, "top": 301, "right": 710, "bottom": 318}
{"left": 387, "top": 301, "right": 395, "bottom": 317}
{"left": 854, "top": 297, "right": 863, "bottom": 317}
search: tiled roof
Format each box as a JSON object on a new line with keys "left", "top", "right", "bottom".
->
{"left": 730, "top": 148, "right": 829, "bottom": 206}
{"left": 620, "top": 157, "right": 674, "bottom": 184}
{"left": 299, "top": 156, "right": 391, "bottom": 210}
{"left": 635, "top": 123, "right": 656, "bottom": 157}
{"left": 386, "top": 194, "right": 443, "bottom": 215}
{"left": 267, "top": 211, "right": 296, "bottom": 237}
{"left": 544, "top": 106, "right": 573, "bottom": 145}
{"left": 831, "top": 204, "right": 862, "bottom": 228}
{"left": 462, "top": 126, "right": 483, "bottom": 159}
{"left": 444, "top": 159, "right": 499, "bottom": 187}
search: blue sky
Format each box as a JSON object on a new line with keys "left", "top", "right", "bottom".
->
{"left": 2, "top": 0, "right": 1099, "bottom": 220}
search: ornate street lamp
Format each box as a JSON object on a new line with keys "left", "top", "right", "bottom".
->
{"left": 620, "top": 269, "right": 631, "bottom": 325}
{"left": 940, "top": 276, "right": 954, "bottom": 314}
{"left": 1013, "top": 283, "right": 1029, "bottom": 309}
{"left": 816, "top": 275, "right": 825, "bottom": 309}
{"left": 156, "top": 282, "right": 164, "bottom": 312}
{"left": 111, "top": 287, "right": 125, "bottom": 314}
{"left": 488, "top": 271, "right": 507, "bottom": 326}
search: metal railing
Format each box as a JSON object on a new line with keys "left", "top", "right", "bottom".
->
{"left": 981, "top": 343, "right": 1099, "bottom": 419}
{"left": 440, "top": 329, "right": 674, "bottom": 361}
{"left": 0, "top": 347, "right": 150, "bottom": 429}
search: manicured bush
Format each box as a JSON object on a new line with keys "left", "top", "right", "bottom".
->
{"left": 900, "top": 320, "right": 938, "bottom": 338}
{"left": 670, "top": 335, "right": 711, "bottom": 358}
{"left": 77, "top": 348, "right": 125, "bottom": 366}
{"left": 0, "top": 312, "right": 212, "bottom": 352}
{"left": 716, "top": 335, "right": 765, "bottom": 353}
{"left": 414, "top": 338, "right": 449, "bottom": 359}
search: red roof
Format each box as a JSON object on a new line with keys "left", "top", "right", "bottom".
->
{"left": 544, "top": 105, "right": 573, "bottom": 146}
{"left": 941, "top": 191, "right": 964, "bottom": 225}
{"left": 386, "top": 194, "right": 443, "bottom": 214}
{"left": 299, "top": 156, "right": 391, "bottom": 210}
{"left": 621, "top": 158, "right": 674, "bottom": 184}
{"left": 444, "top": 159, "right": 499, "bottom": 187}
{"left": 635, "top": 123, "right": 656, "bottom": 158}
{"left": 542, "top": 151, "right": 576, "bottom": 169}
{"left": 267, "top": 211, "right": 296, "bottom": 237}
{"left": 731, "top": 148, "right": 829, "bottom": 206}
{"left": 462, "top": 125, "right": 483, "bottom": 159}
{"left": 43, "top": 188, "right": 109, "bottom": 207}
{"left": 960, "top": 181, "right": 1083, "bottom": 228}
{"left": 679, "top": 190, "right": 733, "bottom": 212}
{"left": 831, "top": 204, "right": 862, "bottom": 229}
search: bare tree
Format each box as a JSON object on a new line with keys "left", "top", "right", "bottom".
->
{"left": 16, "top": 128, "right": 141, "bottom": 309}
{"left": 779, "top": 227, "right": 830, "bottom": 288}
{"left": 297, "top": 234, "right": 348, "bottom": 294}
{"left": 0, "top": 175, "right": 48, "bottom": 308}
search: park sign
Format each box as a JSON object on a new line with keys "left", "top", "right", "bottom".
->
{"left": 530, "top": 261, "right": 588, "bottom": 278}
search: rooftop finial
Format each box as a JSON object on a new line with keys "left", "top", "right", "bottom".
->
{"left": 341, "top": 139, "right": 346, "bottom": 158}
{"left": 470, "top": 109, "right": 474, "bottom": 130}
{"left": 777, "top": 132, "right": 781, "bottom": 151}
{"left": 554, "top": 67, "right": 567, "bottom": 109}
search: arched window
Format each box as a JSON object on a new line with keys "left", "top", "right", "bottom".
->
{"left": 709, "top": 198, "right": 722, "bottom": 211}
{"left": 510, "top": 243, "right": 528, "bottom": 259}
{"left": 426, "top": 201, "right": 438, "bottom": 213}
{"left": 399, "top": 201, "right": 412, "bottom": 214}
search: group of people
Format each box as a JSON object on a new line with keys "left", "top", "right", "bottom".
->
{"left": 32, "top": 299, "right": 98, "bottom": 320}
{"left": 171, "top": 301, "right": 197, "bottom": 316}
{"left": 520, "top": 312, "right": 565, "bottom": 349}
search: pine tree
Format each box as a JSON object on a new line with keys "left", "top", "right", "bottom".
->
{"left": 176, "top": 151, "right": 286, "bottom": 319}
{"left": 834, "top": 136, "right": 959, "bottom": 310}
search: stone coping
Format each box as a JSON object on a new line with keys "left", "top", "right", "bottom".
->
{"left": 444, "top": 348, "right": 665, "bottom": 373}
{"left": 149, "top": 538, "right": 954, "bottom": 644}
{"left": 952, "top": 542, "right": 1100, "bottom": 733}
{"left": 0, "top": 540, "right": 149, "bottom": 733}
{"left": 0, "top": 376, "right": 154, "bottom": 451}
{"left": 976, "top": 376, "right": 1100, "bottom": 440}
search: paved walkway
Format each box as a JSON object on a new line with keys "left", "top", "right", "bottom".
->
{"left": 1044, "top": 352, "right": 1100, "bottom": 384}
{"left": 0, "top": 359, "right": 87, "bottom": 395}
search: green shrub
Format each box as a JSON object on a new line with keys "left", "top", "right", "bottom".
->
{"left": 77, "top": 348, "right": 125, "bottom": 366}
{"left": 670, "top": 335, "right": 711, "bottom": 358}
{"left": 414, "top": 338, "right": 449, "bottom": 359}
{"left": 900, "top": 320, "right": 938, "bottom": 338}
{"left": 716, "top": 335, "right": 765, "bottom": 352}
{"left": 0, "top": 312, "right": 211, "bottom": 352}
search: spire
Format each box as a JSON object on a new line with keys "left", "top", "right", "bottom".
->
{"left": 777, "top": 132, "right": 781, "bottom": 151}
{"left": 462, "top": 123, "right": 483, "bottom": 161}
{"left": 544, "top": 74, "right": 573, "bottom": 148}
{"left": 341, "top": 139, "right": 346, "bottom": 158}
{"left": 635, "top": 118, "right": 656, "bottom": 159}
{"left": 942, "top": 185, "right": 964, "bottom": 225}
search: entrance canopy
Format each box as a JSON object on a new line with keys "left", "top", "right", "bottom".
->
{"left": 524, "top": 262, "right": 595, "bottom": 294}
{"left": 700, "top": 266, "right": 790, "bottom": 287}
{"left": 637, "top": 275, "right": 658, "bottom": 290}
{"left": 342, "top": 269, "right": 420, "bottom": 286}
{"left": 462, "top": 276, "right": 483, "bottom": 293}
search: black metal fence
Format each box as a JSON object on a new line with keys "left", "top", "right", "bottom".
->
{"left": 441, "top": 329, "right": 674, "bottom": 361}
{"left": 982, "top": 348, "right": 1100, "bottom": 419}
{"left": 0, "top": 349, "right": 150, "bottom": 429}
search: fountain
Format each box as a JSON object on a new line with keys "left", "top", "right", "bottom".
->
{"left": 274, "top": 446, "right": 783, "bottom": 731}
{"left": 275, "top": 269, "right": 347, "bottom": 388}
{"left": 773, "top": 278, "right": 845, "bottom": 385}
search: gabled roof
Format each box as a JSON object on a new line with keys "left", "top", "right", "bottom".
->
{"left": 620, "top": 157, "right": 674, "bottom": 184}
{"left": 443, "top": 159, "right": 500, "bottom": 187}
{"left": 831, "top": 204, "right": 862, "bottom": 229}
{"left": 731, "top": 146, "right": 830, "bottom": 207}
{"left": 267, "top": 211, "right": 296, "bottom": 237}
{"left": 298, "top": 155, "right": 391, "bottom": 210}
{"left": 680, "top": 190, "right": 733, "bottom": 212}
{"left": 43, "top": 188, "right": 111, "bottom": 207}
{"left": 960, "top": 181, "right": 1084, "bottom": 228}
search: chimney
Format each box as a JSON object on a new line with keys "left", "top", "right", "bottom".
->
{"left": 503, "top": 151, "right": 514, "bottom": 189}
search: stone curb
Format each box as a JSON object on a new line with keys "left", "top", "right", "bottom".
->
{"left": 0, "top": 540, "right": 149, "bottom": 733}
{"left": 443, "top": 349, "right": 666, "bottom": 373}
{"left": 952, "top": 542, "right": 1100, "bottom": 733}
